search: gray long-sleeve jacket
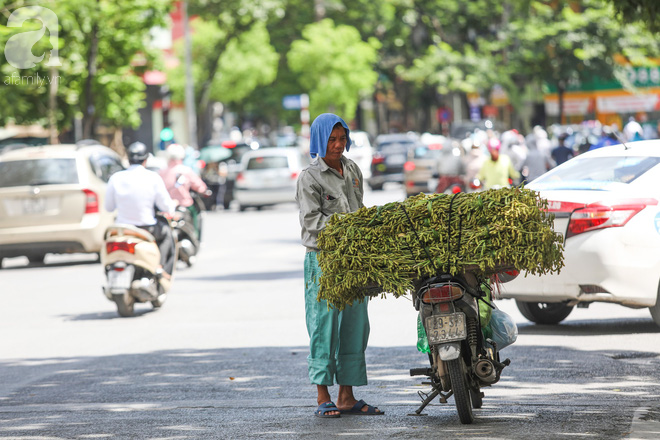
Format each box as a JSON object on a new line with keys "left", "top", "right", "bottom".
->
{"left": 296, "top": 156, "right": 364, "bottom": 252}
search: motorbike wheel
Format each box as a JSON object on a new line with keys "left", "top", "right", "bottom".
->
{"left": 470, "top": 389, "right": 483, "bottom": 409}
{"left": 113, "top": 293, "right": 135, "bottom": 317}
{"left": 151, "top": 293, "right": 167, "bottom": 309}
{"left": 516, "top": 300, "right": 574, "bottom": 325}
{"left": 447, "top": 358, "right": 475, "bottom": 424}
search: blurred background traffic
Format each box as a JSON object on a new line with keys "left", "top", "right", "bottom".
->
{"left": 2, "top": 0, "right": 660, "bottom": 255}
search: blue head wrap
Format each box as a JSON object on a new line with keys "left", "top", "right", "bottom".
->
{"left": 309, "top": 113, "right": 351, "bottom": 158}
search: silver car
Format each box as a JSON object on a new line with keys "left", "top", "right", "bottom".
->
{"left": 234, "top": 148, "right": 309, "bottom": 211}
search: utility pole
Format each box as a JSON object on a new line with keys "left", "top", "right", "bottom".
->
{"left": 182, "top": 0, "right": 198, "bottom": 148}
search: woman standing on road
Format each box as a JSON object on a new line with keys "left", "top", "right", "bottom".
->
{"left": 296, "top": 113, "right": 384, "bottom": 418}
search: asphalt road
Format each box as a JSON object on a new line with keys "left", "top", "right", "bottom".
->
{"left": 1, "top": 184, "right": 659, "bottom": 439}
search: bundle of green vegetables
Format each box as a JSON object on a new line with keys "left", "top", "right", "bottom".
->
{"left": 316, "top": 188, "right": 564, "bottom": 309}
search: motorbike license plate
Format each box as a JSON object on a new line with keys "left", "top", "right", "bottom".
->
{"left": 425, "top": 313, "right": 466, "bottom": 344}
{"left": 386, "top": 154, "right": 405, "bottom": 165}
{"left": 107, "top": 267, "right": 134, "bottom": 290}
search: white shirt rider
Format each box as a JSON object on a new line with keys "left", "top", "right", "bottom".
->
{"left": 105, "top": 164, "right": 176, "bottom": 226}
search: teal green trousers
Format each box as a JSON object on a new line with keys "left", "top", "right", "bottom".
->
{"left": 304, "top": 251, "right": 370, "bottom": 386}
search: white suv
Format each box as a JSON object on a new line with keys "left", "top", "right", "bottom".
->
{"left": 0, "top": 142, "right": 124, "bottom": 267}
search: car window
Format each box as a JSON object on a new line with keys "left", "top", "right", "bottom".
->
{"left": 226, "top": 145, "right": 251, "bottom": 162}
{"left": 378, "top": 142, "right": 412, "bottom": 154}
{"left": 90, "top": 154, "right": 124, "bottom": 182}
{"left": 532, "top": 156, "right": 660, "bottom": 190}
{"left": 246, "top": 156, "right": 289, "bottom": 170}
{"left": 413, "top": 146, "right": 442, "bottom": 159}
{"left": 0, "top": 158, "right": 78, "bottom": 187}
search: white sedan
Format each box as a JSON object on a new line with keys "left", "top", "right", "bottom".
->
{"left": 500, "top": 140, "right": 660, "bottom": 327}
{"left": 233, "top": 148, "right": 309, "bottom": 211}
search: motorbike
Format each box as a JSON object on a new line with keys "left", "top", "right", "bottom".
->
{"left": 438, "top": 176, "right": 482, "bottom": 194}
{"left": 101, "top": 215, "right": 175, "bottom": 317}
{"left": 171, "top": 190, "right": 208, "bottom": 267}
{"left": 409, "top": 270, "right": 517, "bottom": 424}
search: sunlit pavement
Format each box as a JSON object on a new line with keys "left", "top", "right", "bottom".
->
{"left": 0, "top": 184, "right": 658, "bottom": 439}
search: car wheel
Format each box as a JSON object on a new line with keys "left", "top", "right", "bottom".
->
{"left": 27, "top": 254, "right": 46, "bottom": 264}
{"left": 650, "top": 283, "right": 660, "bottom": 327}
{"left": 223, "top": 189, "right": 233, "bottom": 210}
{"left": 239, "top": 205, "right": 247, "bottom": 212}
{"left": 515, "top": 300, "right": 574, "bottom": 325}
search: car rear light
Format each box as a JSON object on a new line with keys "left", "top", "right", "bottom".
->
{"left": 83, "top": 189, "right": 99, "bottom": 213}
{"left": 403, "top": 161, "right": 415, "bottom": 172}
{"left": 291, "top": 171, "right": 299, "bottom": 179}
{"left": 421, "top": 284, "right": 464, "bottom": 304}
{"left": 236, "top": 172, "right": 244, "bottom": 182}
{"left": 406, "top": 181, "right": 415, "bottom": 188}
{"left": 566, "top": 198, "right": 658, "bottom": 238}
{"left": 222, "top": 140, "right": 237, "bottom": 149}
{"left": 372, "top": 155, "right": 384, "bottom": 165}
{"left": 106, "top": 242, "right": 136, "bottom": 254}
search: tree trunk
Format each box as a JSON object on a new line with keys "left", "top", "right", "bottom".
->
{"left": 109, "top": 127, "right": 124, "bottom": 156}
{"left": 558, "top": 81, "right": 566, "bottom": 126}
{"left": 82, "top": 5, "right": 99, "bottom": 140}
{"left": 195, "top": 21, "right": 256, "bottom": 147}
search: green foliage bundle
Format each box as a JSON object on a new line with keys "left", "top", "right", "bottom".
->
{"left": 317, "top": 188, "right": 564, "bottom": 309}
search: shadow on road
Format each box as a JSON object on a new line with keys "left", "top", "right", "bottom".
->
{"left": 60, "top": 306, "right": 157, "bottom": 321}
{"left": 518, "top": 317, "right": 659, "bottom": 336}
{"left": 0, "top": 345, "right": 657, "bottom": 439}
{"left": 1, "top": 254, "right": 100, "bottom": 271}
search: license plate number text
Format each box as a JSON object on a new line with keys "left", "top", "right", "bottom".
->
{"left": 425, "top": 313, "right": 466, "bottom": 344}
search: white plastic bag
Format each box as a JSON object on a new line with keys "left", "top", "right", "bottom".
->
{"left": 490, "top": 309, "right": 518, "bottom": 350}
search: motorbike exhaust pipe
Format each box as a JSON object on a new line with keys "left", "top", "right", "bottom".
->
{"left": 475, "top": 359, "right": 497, "bottom": 384}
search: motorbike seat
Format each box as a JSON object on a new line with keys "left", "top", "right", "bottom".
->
{"left": 104, "top": 224, "right": 156, "bottom": 243}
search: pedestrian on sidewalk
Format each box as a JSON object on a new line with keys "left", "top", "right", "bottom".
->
{"left": 296, "top": 113, "right": 384, "bottom": 419}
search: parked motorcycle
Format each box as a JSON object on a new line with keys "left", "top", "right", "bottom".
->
{"left": 410, "top": 271, "right": 516, "bottom": 424}
{"left": 101, "top": 216, "right": 175, "bottom": 317}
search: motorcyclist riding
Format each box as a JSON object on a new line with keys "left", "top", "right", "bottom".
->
{"left": 159, "top": 143, "right": 207, "bottom": 240}
{"left": 104, "top": 142, "right": 177, "bottom": 279}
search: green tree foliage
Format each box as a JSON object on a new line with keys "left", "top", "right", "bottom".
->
{"left": 0, "top": 0, "right": 171, "bottom": 139}
{"left": 172, "top": 0, "right": 283, "bottom": 142}
{"left": 395, "top": 0, "right": 659, "bottom": 129}
{"left": 287, "top": 18, "right": 380, "bottom": 121}
{"left": 167, "top": 20, "right": 278, "bottom": 111}
{"left": 495, "top": 0, "right": 660, "bottom": 124}
{"left": 609, "top": 0, "right": 660, "bottom": 33}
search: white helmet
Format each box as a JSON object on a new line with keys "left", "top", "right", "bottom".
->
{"left": 166, "top": 143, "right": 186, "bottom": 161}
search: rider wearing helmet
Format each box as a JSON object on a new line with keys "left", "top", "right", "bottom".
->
{"left": 477, "top": 138, "right": 521, "bottom": 189}
{"left": 104, "top": 142, "right": 177, "bottom": 278}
